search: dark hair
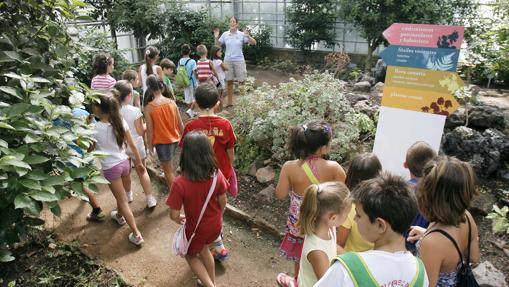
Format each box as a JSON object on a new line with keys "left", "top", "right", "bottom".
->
{"left": 195, "top": 83, "right": 219, "bottom": 110}
{"left": 160, "top": 58, "right": 176, "bottom": 71}
{"left": 406, "top": 141, "right": 437, "bottom": 178}
{"left": 417, "top": 156, "right": 478, "bottom": 226}
{"left": 93, "top": 95, "right": 125, "bottom": 149}
{"left": 353, "top": 172, "right": 417, "bottom": 235}
{"left": 112, "top": 80, "right": 132, "bottom": 104}
{"left": 93, "top": 52, "right": 113, "bottom": 75}
{"left": 144, "top": 74, "right": 163, "bottom": 106}
{"left": 122, "top": 69, "right": 138, "bottom": 82}
{"left": 210, "top": 45, "right": 222, "bottom": 60}
{"left": 144, "top": 46, "right": 160, "bottom": 76}
{"left": 288, "top": 121, "right": 332, "bottom": 159}
{"left": 230, "top": 16, "right": 238, "bottom": 24}
{"left": 180, "top": 131, "right": 218, "bottom": 181}
{"left": 297, "top": 182, "right": 351, "bottom": 235}
{"left": 345, "top": 153, "right": 382, "bottom": 190}
{"left": 181, "top": 44, "right": 191, "bottom": 56}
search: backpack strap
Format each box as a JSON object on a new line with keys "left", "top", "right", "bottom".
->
{"left": 465, "top": 214, "right": 472, "bottom": 265}
{"left": 333, "top": 252, "right": 379, "bottom": 287}
{"left": 301, "top": 162, "right": 319, "bottom": 185}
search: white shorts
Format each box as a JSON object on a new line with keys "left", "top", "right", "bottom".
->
{"left": 127, "top": 138, "right": 147, "bottom": 159}
{"left": 225, "top": 61, "right": 247, "bottom": 82}
{"left": 184, "top": 85, "right": 195, "bottom": 104}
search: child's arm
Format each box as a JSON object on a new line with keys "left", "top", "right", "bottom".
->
{"left": 275, "top": 162, "right": 291, "bottom": 200}
{"left": 220, "top": 62, "right": 229, "bottom": 71}
{"left": 307, "top": 250, "right": 331, "bottom": 281}
{"left": 218, "top": 193, "right": 227, "bottom": 212}
{"left": 170, "top": 208, "right": 185, "bottom": 224}
{"left": 125, "top": 130, "right": 146, "bottom": 175}
{"left": 209, "top": 61, "right": 219, "bottom": 79}
{"left": 144, "top": 105, "right": 154, "bottom": 155}
{"left": 175, "top": 103, "right": 184, "bottom": 134}
{"left": 156, "top": 66, "right": 164, "bottom": 80}
{"left": 134, "top": 94, "right": 141, "bottom": 108}
{"left": 226, "top": 148, "right": 234, "bottom": 165}
{"left": 466, "top": 211, "right": 480, "bottom": 265}
{"left": 134, "top": 117, "right": 146, "bottom": 137}
{"left": 333, "top": 163, "right": 347, "bottom": 183}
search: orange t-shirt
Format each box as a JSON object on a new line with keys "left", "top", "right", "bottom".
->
{"left": 148, "top": 101, "right": 181, "bottom": 145}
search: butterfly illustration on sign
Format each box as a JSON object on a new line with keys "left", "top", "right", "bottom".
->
{"left": 437, "top": 31, "right": 460, "bottom": 49}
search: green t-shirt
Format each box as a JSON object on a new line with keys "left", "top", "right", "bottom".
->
{"left": 163, "top": 75, "right": 175, "bottom": 97}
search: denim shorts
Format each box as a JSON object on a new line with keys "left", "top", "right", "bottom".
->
{"left": 155, "top": 143, "right": 178, "bottom": 162}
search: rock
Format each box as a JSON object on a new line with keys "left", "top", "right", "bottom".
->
{"left": 263, "top": 159, "right": 272, "bottom": 165}
{"left": 468, "top": 84, "right": 481, "bottom": 97}
{"left": 353, "top": 81, "right": 372, "bottom": 93}
{"left": 359, "top": 74, "right": 376, "bottom": 85}
{"left": 254, "top": 184, "right": 275, "bottom": 202}
{"left": 48, "top": 243, "right": 57, "bottom": 249}
{"left": 346, "top": 93, "right": 369, "bottom": 104}
{"left": 498, "top": 170, "right": 509, "bottom": 183}
{"left": 248, "top": 162, "right": 257, "bottom": 177}
{"left": 256, "top": 166, "right": 275, "bottom": 183}
{"left": 479, "top": 90, "right": 505, "bottom": 98}
{"left": 468, "top": 105, "right": 506, "bottom": 131}
{"left": 445, "top": 107, "right": 466, "bottom": 130}
{"left": 442, "top": 127, "right": 509, "bottom": 178}
{"left": 374, "top": 82, "right": 384, "bottom": 93}
{"left": 470, "top": 188, "right": 497, "bottom": 216}
{"left": 472, "top": 261, "right": 507, "bottom": 287}
{"left": 354, "top": 100, "right": 378, "bottom": 118}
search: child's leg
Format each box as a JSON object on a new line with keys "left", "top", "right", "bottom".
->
{"left": 160, "top": 160, "right": 174, "bottom": 190}
{"left": 136, "top": 158, "right": 153, "bottom": 196}
{"left": 109, "top": 178, "right": 141, "bottom": 236}
{"left": 121, "top": 163, "right": 132, "bottom": 194}
{"left": 185, "top": 246, "right": 215, "bottom": 287}
{"left": 293, "top": 262, "right": 299, "bottom": 279}
{"left": 83, "top": 183, "right": 100, "bottom": 209}
{"left": 226, "top": 80, "right": 234, "bottom": 106}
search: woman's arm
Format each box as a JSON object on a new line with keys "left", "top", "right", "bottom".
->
{"left": 275, "top": 162, "right": 291, "bottom": 200}
{"left": 243, "top": 30, "right": 256, "bottom": 46}
{"left": 214, "top": 29, "right": 221, "bottom": 46}
{"left": 466, "top": 211, "right": 480, "bottom": 265}
{"left": 134, "top": 117, "right": 146, "bottom": 137}
{"left": 307, "top": 250, "right": 331, "bottom": 281}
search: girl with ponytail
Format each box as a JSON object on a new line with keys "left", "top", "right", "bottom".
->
{"left": 90, "top": 94, "right": 146, "bottom": 246}
{"left": 296, "top": 182, "right": 351, "bottom": 287}
{"left": 276, "top": 120, "right": 347, "bottom": 287}
{"left": 139, "top": 46, "right": 163, "bottom": 94}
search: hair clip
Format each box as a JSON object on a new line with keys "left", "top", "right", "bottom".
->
{"left": 316, "top": 185, "right": 322, "bottom": 194}
{"left": 145, "top": 50, "right": 151, "bottom": 55}
{"left": 302, "top": 124, "right": 308, "bottom": 131}
{"left": 323, "top": 125, "right": 331, "bottom": 134}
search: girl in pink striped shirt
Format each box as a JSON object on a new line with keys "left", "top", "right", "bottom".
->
{"left": 91, "top": 52, "right": 116, "bottom": 91}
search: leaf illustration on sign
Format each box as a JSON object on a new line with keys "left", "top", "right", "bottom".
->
{"left": 425, "top": 51, "right": 456, "bottom": 71}
{"left": 439, "top": 74, "right": 462, "bottom": 94}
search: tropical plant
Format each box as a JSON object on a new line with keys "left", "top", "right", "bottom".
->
{"left": 231, "top": 72, "right": 373, "bottom": 169}
{"left": 0, "top": 0, "right": 103, "bottom": 261}
{"left": 486, "top": 205, "right": 509, "bottom": 235}
{"left": 286, "top": 0, "right": 336, "bottom": 51}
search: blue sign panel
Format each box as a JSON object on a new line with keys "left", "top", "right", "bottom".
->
{"left": 379, "top": 45, "right": 460, "bottom": 72}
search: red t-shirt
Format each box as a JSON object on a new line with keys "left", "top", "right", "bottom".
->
{"left": 166, "top": 171, "right": 229, "bottom": 239}
{"left": 181, "top": 116, "right": 236, "bottom": 179}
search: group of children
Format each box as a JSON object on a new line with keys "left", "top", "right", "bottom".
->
{"left": 83, "top": 44, "right": 481, "bottom": 287}
{"left": 275, "top": 123, "right": 480, "bottom": 287}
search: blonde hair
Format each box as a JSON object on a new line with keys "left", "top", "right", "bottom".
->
{"left": 197, "top": 44, "right": 208, "bottom": 57}
{"left": 297, "top": 182, "right": 351, "bottom": 235}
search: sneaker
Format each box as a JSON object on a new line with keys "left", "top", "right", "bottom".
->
{"left": 126, "top": 191, "right": 133, "bottom": 203}
{"left": 210, "top": 238, "right": 229, "bottom": 261}
{"left": 186, "top": 109, "right": 193, "bottom": 118}
{"left": 146, "top": 194, "right": 157, "bottom": 208}
{"left": 87, "top": 210, "right": 106, "bottom": 222}
{"left": 128, "top": 232, "right": 144, "bottom": 246}
{"left": 110, "top": 210, "right": 126, "bottom": 225}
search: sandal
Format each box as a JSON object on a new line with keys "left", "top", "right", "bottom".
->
{"left": 276, "top": 273, "right": 297, "bottom": 287}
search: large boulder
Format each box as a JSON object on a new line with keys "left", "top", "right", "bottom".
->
{"left": 345, "top": 93, "right": 369, "bottom": 105}
{"left": 354, "top": 100, "right": 378, "bottom": 118}
{"left": 473, "top": 261, "right": 507, "bottom": 287}
{"left": 359, "top": 74, "right": 376, "bottom": 85}
{"left": 442, "top": 126, "right": 509, "bottom": 177}
{"left": 468, "top": 105, "right": 506, "bottom": 131}
{"left": 256, "top": 166, "right": 275, "bottom": 183}
{"left": 254, "top": 184, "right": 275, "bottom": 203}
{"left": 374, "top": 82, "right": 385, "bottom": 93}
{"left": 353, "top": 81, "right": 372, "bottom": 93}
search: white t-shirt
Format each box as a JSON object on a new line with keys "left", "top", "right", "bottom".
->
{"left": 212, "top": 59, "right": 226, "bottom": 82}
{"left": 314, "top": 250, "right": 429, "bottom": 287}
{"left": 93, "top": 119, "right": 129, "bottom": 170}
{"left": 120, "top": 105, "right": 145, "bottom": 156}
{"left": 140, "top": 64, "right": 159, "bottom": 93}
{"left": 298, "top": 229, "right": 337, "bottom": 287}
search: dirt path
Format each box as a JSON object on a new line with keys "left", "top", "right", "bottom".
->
{"left": 43, "top": 175, "right": 290, "bottom": 287}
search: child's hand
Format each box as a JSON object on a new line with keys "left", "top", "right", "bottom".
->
{"left": 214, "top": 28, "right": 220, "bottom": 39}
{"left": 148, "top": 146, "right": 155, "bottom": 157}
{"left": 178, "top": 214, "right": 186, "bottom": 225}
{"left": 407, "top": 226, "right": 426, "bottom": 242}
{"left": 134, "top": 160, "right": 146, "bottom": 175}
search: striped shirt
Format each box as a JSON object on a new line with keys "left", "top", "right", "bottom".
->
{"left": 91, "top": 74, "right": 116, "bottom": 91}
{"left": 196, "top": 60, "right": 214, "bottom": 82}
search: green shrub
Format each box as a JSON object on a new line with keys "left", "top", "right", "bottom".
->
{"left": 486, "top": 205, "right": 509, "bottom": 235}
{"left": 0, "top": 0, "right": 102, "bottom": 259}
{"left": 231, "top": 72, "right": 367, "bottom": 167}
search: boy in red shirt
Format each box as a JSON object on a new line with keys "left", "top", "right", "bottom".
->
{"left": 180, "top": 83, "right": 237, "bottom": 261}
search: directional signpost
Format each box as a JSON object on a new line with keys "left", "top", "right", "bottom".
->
{"left": 373, "top": 23, "right": 464, "bottom": 178}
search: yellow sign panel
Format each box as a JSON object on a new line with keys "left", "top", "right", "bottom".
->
{"left": 385, "top": 66, "right": 463, "bottom": 94}
{"left": 382, "top": 86, "right": 460, "bottom": 115}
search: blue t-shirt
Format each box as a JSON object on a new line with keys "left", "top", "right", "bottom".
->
{"left": 406, "top": 177, "right": 430, "bottom": 254}
{"left": 218, "top": 30, "right": 249, "bottom": 62}
{"left": 178, "top": 57, "right": 197, "bottom": 88}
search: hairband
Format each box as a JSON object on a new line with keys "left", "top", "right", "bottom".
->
{"left": 145, "top": 50, "right": 151, "bottom": 55}
{"left": 302, "top": 124, "right": 308, "bottom": 131}
{"left": 324, "top": 125, "right": 331, "bottom": 134}
{"left": 316, "top": 184, "right": 322, "bottom": 194}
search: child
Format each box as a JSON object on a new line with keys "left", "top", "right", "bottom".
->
{"left": 112, "top": 80, "right": 157, "bottom": 208}
{"left": 404, "top": 141, "right": 437, "bottom": 253}
{"left": 91, "top": 52, "right": 116, "bottom": 91}
{"left": 315, "top": 172, "right": 428, "bottom": 287}
{"left": 167, "top": 131, "right": 228, "bottom": 287}
{"left": 195, "top": 44, "right": 219, "bottom": 85}
{"left": 275, "top": 121, "right": 346, "bottom": 287}
{"left": 144, "top": 75, "right": 184, "bottom": 190}
{"left": 90, "top": 95, "right": 145, "bottom": 245}
{"left": 181, "top": 83, "right": 237, "bottom": 260}
{"left": 122, "top": 69, "right": 142, "bottom": 108}
{"left": 160, "top": 58, "right": 176, "bottom": 100}
{"left": 338, "top": 153, "right": 381, "bottom": 253}
{"left": 408, "top": 156, "right": 480, "bottom": 286}
{"left": 297, "top": 182, "right": 352, "bottom": 287}
{"left": 210, "top": 45, "right": 228, "bottom": 112}
{"left": 139, "top": 46, "right": 163, "bottom": 94}
{"left": 178, "top": 44, "right": 197, "bottom": 117}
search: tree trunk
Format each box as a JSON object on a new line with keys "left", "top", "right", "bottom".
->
{"left": 365, "top": 43, "right": 374, "bottom": 72}
{"left": 110, "top": 23, "right": 118, "bottom": 50}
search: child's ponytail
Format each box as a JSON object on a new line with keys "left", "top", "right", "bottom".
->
{"left": 288, "top": 121, "right": 332, "bottom": 159}
{"left": 144, "top": 46, "right": 160, "bottom": 76}
{"left": 297, "top": 182, "right": 351, "bottom": 235}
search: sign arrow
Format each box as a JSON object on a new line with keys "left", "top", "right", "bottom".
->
{"left": 385, "top": 66, "right": 464, "bottom": 95}
{"left": 379, "top": 45, "right": 460, "bottom": 72}
{"left": 383, "top": 23, "right": 464, "bottom": 49}
{"left": 382, "top": 86, "right": 460, "bottom": 116}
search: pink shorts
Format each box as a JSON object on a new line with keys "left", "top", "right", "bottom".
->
{"left": 103, "top": 159, "right": 130, "bottom": 182}
{"left": 227, "top": 169, "right": 238, "bottom": 197}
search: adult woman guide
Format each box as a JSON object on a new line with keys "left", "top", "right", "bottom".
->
{"left": 214, "top": 16, "right": 256, "bottom": 108}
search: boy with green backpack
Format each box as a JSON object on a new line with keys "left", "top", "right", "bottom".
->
{"left": 176, "top": 44, "right": 197, "bottom": 117}
{"left": 315, "top": 172, "right": 428, "bottom": 287}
